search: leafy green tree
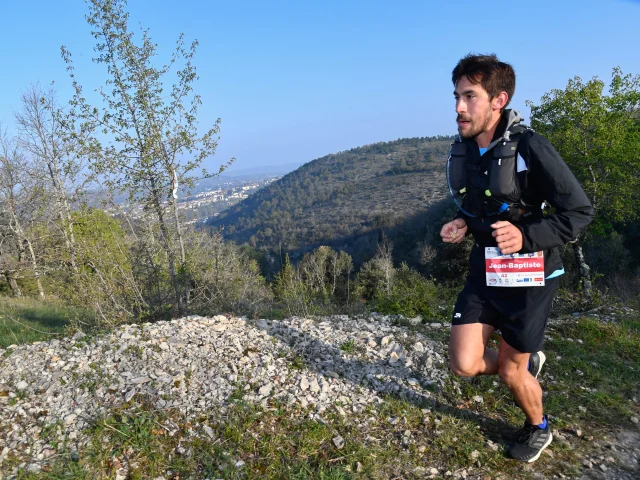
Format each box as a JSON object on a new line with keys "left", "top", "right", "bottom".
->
{"left": 273, "top": 254, "right": 310, "bottom": 317}
{"left": 61, "top": 208, "right": 145, "bottom": 326}
{"left": 528, "top": 68, "right": 640, "bottom": 231}
{"left": 62, "top": 0, "right": 232, "bottom": 315}
{"left": 527, "top": 68, "right": 640, "bottom": 294}
{"left": 354, "top": 235, "right": 395, "bottom": 300}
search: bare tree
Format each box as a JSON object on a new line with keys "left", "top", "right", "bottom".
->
{"left": 0, "top": 214, "right": 23, "bottom": 297}
{"left": 375, "top": 235, "right": 395, "bottom": 296}
{"left": 14, "top": 85, "right": 87, "bottom": 274}
{"left": 298, "top": 246, "right": 353, "bottom": 304}
{"left": 0, "top": 129, "right": 46, "bottom": 298}
{"left": 187, "top": 231, "right": 271, "bottom": 316}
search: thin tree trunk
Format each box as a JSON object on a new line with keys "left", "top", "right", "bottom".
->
{"left": 11, "top": 213, "right": 45, "bottom": 299}
{"left": 25, "top": 238, "right": 45, "bottom": 299}
{"left": 4, "top": 272, "right": 22, "bottom": 297}
{"left": 345, "top": 266, "right": 352, "bottom": 306}
{"left": 48, "top": 162, "right": 78, "bottom": 273}
{"left": 573, "top": 242, "right": 592, "bottom": 297}
{"left": 62, "top": 188, "right": 78, "bottom": 273}
{"left": 149, "top": 175, "right": 183, "bottom": 315}
{"left": 8, "top": 189, "right": 45, "bottom": 298}
{"left": 170, "top": 165, "right": 189, "bottom": 310}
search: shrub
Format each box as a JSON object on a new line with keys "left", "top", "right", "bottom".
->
{"left": 375, "top": 263, "right": 439, "bottom": 319}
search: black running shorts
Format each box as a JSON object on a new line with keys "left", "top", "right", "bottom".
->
{"left": 451, "top": 277, "right": 559, "bottom": 353}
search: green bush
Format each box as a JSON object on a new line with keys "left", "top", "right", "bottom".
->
{"left": 375, "top": 263, "right": 439, "bottom": 319}
{"left": 272, "top": 254, "right": 313, "bottom": 317}
{"left": 188, "top": 232, "right": 273, "bottom": 318}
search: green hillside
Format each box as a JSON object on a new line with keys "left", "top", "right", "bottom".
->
{"left": 208, "top": 136, "right": 455, "bottom": 266}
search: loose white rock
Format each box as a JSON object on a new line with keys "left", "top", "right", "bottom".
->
{"left": 0, "top": 313, "right": 450, "bottom": 474}
{"left": 259, "top": 384, "right": 273, "bottom": 396}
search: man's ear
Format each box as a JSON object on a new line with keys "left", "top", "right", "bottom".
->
{"left": 493, "top": 91, "right": 509, "bottom": 111}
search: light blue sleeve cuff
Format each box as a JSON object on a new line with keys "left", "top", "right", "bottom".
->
{"left": 545, "top": 268, "right": 565, "bottom": 280}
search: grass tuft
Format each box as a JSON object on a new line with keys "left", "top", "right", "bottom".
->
{"left": 0, "top": 297, "right": 75, "bottom": 348}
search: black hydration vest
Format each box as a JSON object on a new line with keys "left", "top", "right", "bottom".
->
{"left": 447, "top": 124, "right": 533, "bottom": 221}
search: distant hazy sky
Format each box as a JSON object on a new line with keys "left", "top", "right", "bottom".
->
{"left": 1, "top": 0, "right": 638, "bottom": 173}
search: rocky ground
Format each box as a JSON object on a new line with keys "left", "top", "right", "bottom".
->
{"left": 0, "top": 314, "right": 638, "bottom": 479}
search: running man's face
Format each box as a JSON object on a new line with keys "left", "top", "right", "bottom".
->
{"left": 454, "top": 76, "right": 493, "bottom": 139}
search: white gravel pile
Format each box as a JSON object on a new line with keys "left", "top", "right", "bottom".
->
{"left": 0, "top": 314, "right": 450, "bottom": 475}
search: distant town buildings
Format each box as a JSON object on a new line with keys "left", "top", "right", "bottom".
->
{"left": 106, "top": 177, "right": 280, "bottom": 224}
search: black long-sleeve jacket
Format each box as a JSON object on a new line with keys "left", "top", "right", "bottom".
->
{"left": 458, "top": 112, "right": 595, "bottom": 278}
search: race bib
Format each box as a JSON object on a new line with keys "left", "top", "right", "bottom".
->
{"left": 485, "top": 247, "right": 545, "bottom": 287}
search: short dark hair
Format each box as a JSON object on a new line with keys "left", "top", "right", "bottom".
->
{"left": 452, "top": 54, "right": 516, "bottom": 109}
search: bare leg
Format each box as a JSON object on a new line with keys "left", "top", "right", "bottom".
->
{"left": 449, "top": 323, "right": 498, "bottom": 377}
{"left": 498, "top": 338, "right": 544, "bottom": 425}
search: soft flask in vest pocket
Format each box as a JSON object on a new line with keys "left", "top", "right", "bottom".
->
{"left": 446, "top": 142, "right": 467, "bottom": 194}
{"left": 489, "top": 142, "right": 520, "bottom": 196}
{"left": 489, "top": 141, "right": 520, "bottom": 197}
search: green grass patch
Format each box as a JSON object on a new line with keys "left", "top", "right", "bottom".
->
{"left": 0, "top": 297, "right": 85, "bottom": 348}
{"left": 339, "top": 339, "right": 356, "bottom": 354}
{"left": 17, "top": 401, "right": 355, "bottom": 479}
{"left": 17, "top": 393, "right": 596, "bottom": 480}
{"left": 542, "top": 315, "right": 640, "bottom": 426}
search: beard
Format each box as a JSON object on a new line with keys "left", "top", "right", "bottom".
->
{"left": 457, "top": 106, "right": 493, "bottom": 139}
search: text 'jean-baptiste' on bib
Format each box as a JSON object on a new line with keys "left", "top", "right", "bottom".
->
{"left": 485, "top": 247, "right": 544, "bottom": 287}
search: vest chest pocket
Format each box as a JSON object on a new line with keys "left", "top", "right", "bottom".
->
{"left": 489, "top": 142, "right": 519, "bottom": 196}
{"left": 447, "top": 142, "right": 467, "bottom": 193}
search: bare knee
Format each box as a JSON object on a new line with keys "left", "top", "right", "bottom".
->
{"left": 498, "top": 362, "right": 521, "bottom": 387}
{"left": 449, "top": 323, "right": 496, "bottom": 377}
{"left": 449, "top": 355, "right": 481, "bottom": 377}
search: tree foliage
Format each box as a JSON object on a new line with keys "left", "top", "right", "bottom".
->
{"left": 63, "top": 208, "right": 146, "bottom": 325}
{"left": 527, "top": 68, "right": 640, "bottom": 234}
{"left": 354, "top": 235, "right": 395, "bottom": 300}
{"left": 272, "top": 254, "right": 311, "bottom": 317}
{"left": 61, "top": 0, "right": 232, "bottom": 315}
{"left": 375, "top": 263, "right": 439, "bottom": 319}
{"left": 354, "top": 237, "right": 440, "bottom": 319}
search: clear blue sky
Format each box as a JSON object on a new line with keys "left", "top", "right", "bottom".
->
{"left": 1, "top": 0, "right": 638, "bottom": 173}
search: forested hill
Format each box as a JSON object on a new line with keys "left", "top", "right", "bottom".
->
{"left": 207, "top": 135, "right": 455, "bottom": 261}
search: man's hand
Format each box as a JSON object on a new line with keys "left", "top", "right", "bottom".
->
{"left": 440, "top": 218, "right": 468, "bottom": 244}
{"left": 491, "top": 221, "right": 523, "bottom": 254}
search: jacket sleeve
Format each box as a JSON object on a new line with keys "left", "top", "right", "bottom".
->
{"left": 517, "top": 133, "right": 595, "bottom": 252}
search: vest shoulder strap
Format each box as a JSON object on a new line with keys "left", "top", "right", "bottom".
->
{"left": 510, "top": 125, "right": 535, "bottom": 193}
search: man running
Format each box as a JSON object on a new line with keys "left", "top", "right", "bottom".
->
{"left": 441, "top": 53, "right": 594, "bottom": 462}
